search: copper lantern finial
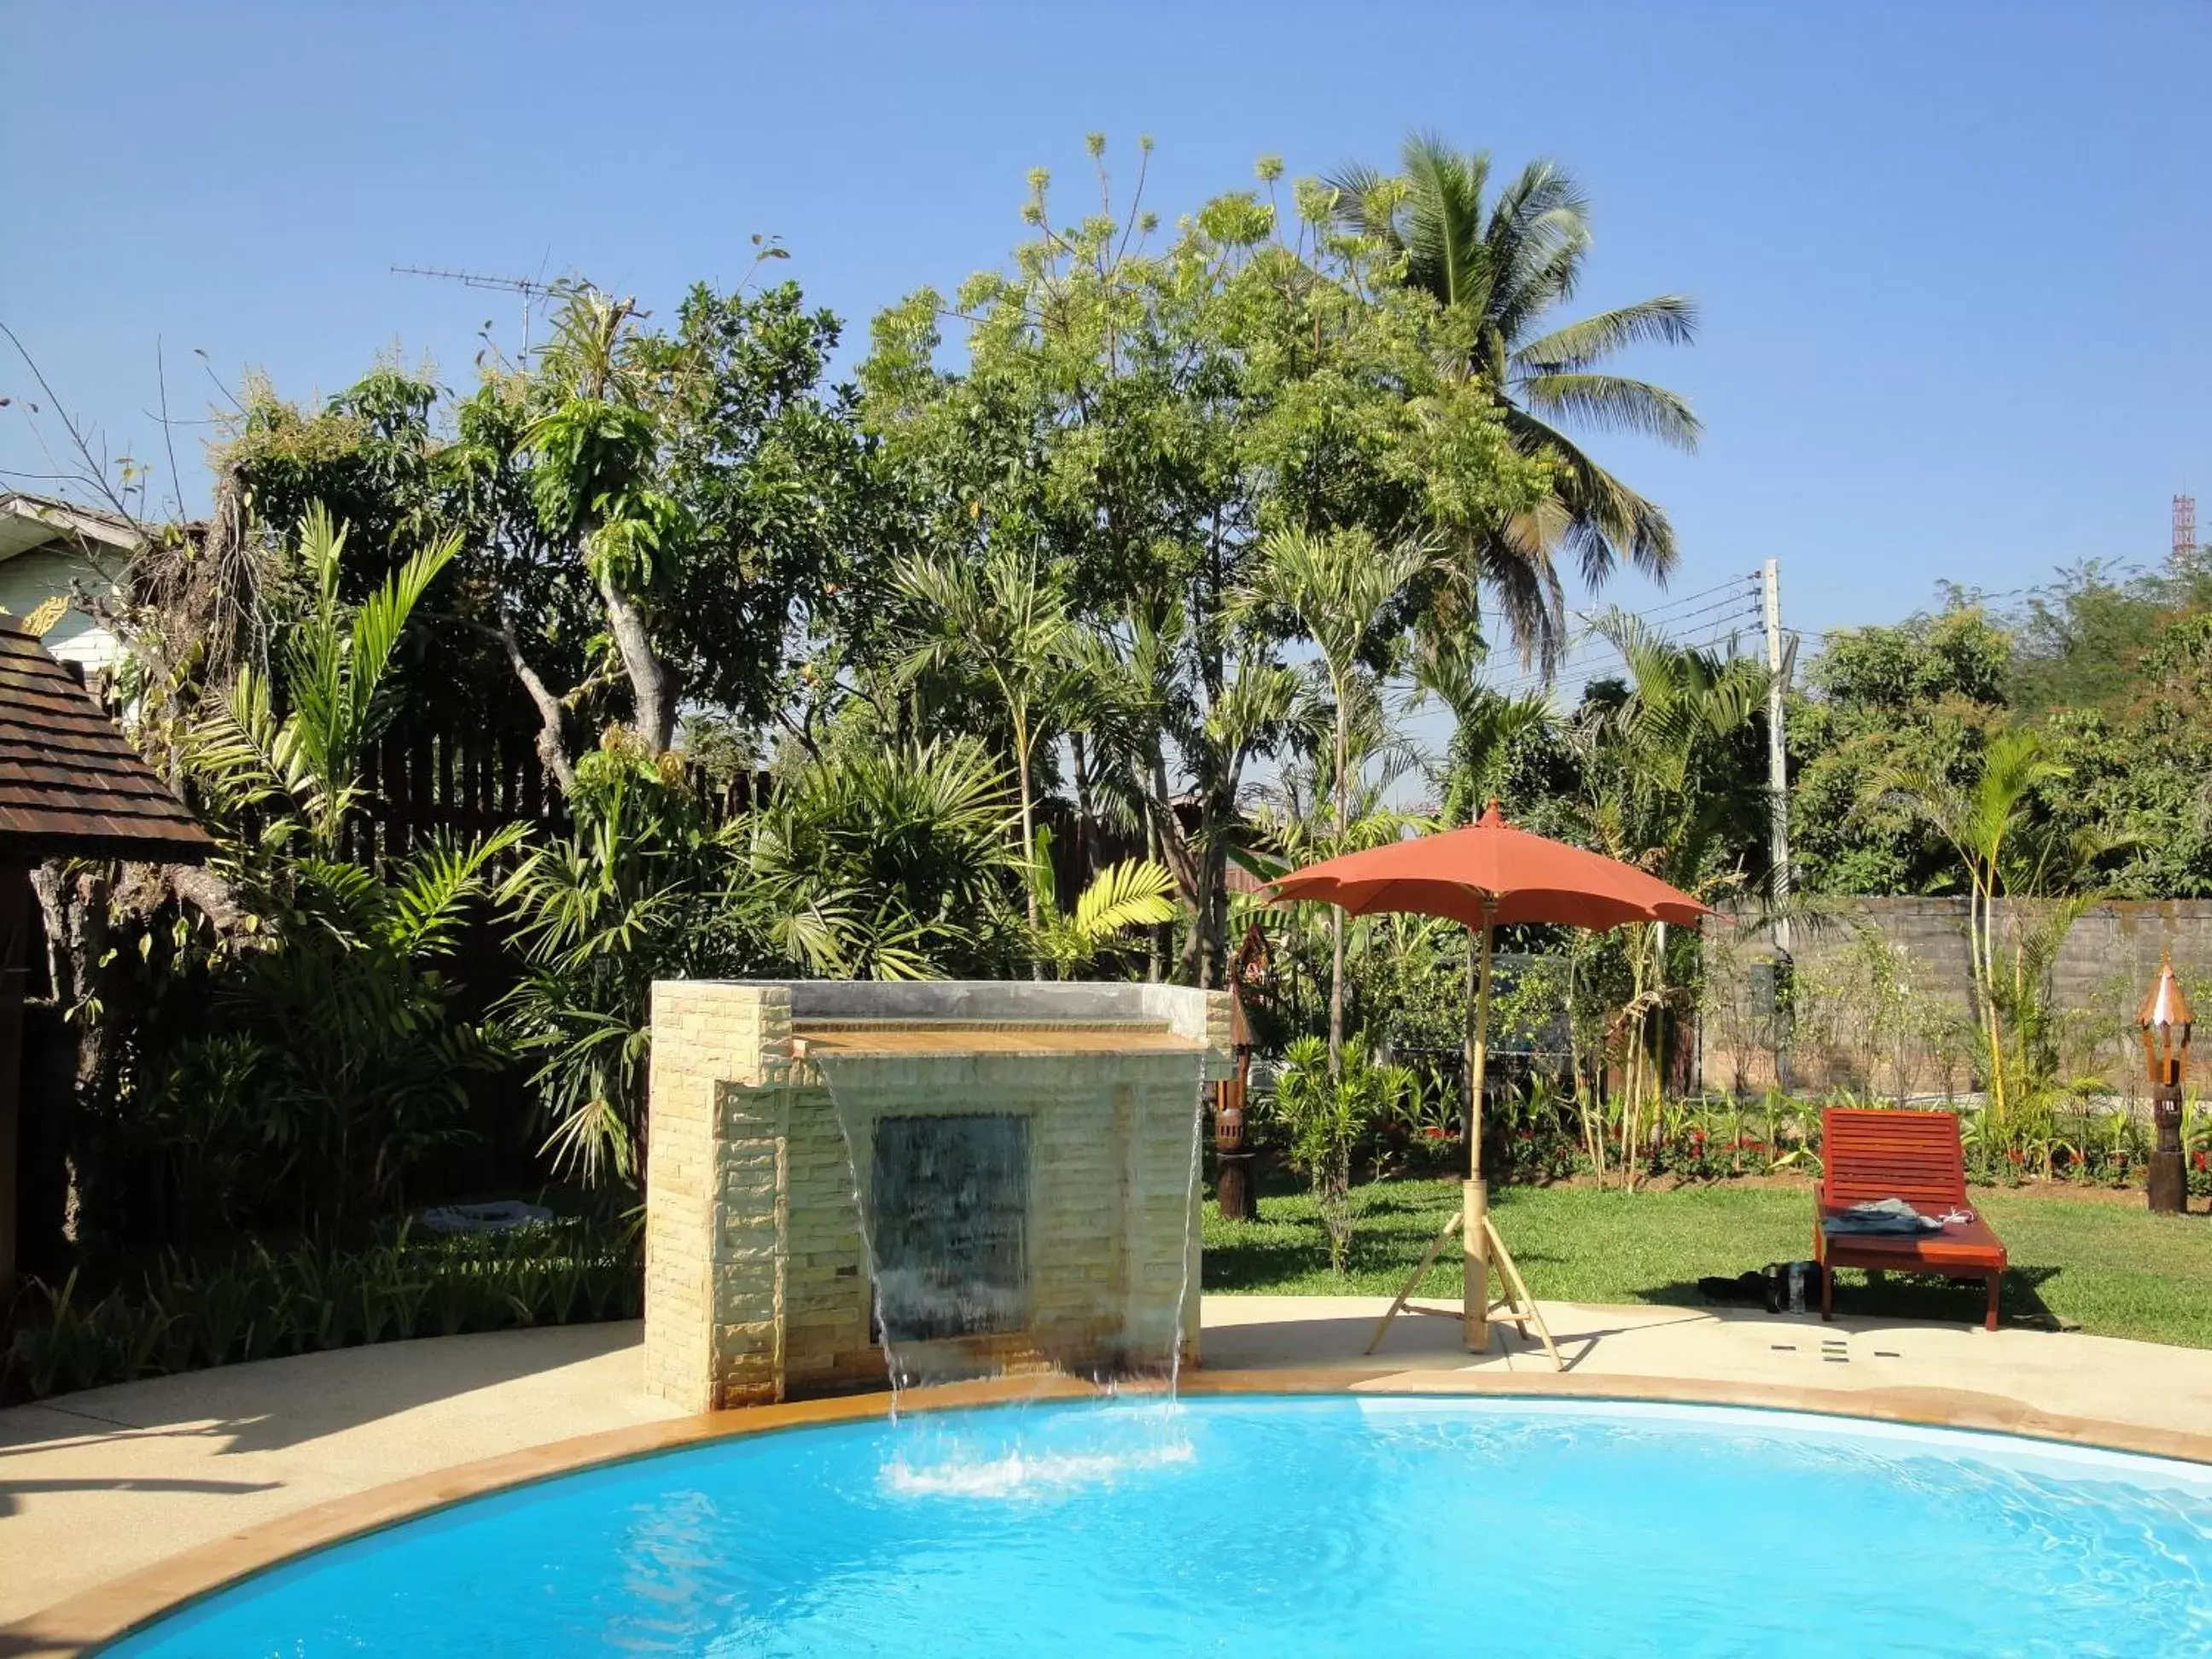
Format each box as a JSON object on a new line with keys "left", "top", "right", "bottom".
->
{"left": 2136, "top": 952, "right": 2194, "bottom": 1089}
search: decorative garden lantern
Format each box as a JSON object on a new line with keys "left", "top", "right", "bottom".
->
{"left": 2136, "top": 953, "right": 2192, "bottom": 1214}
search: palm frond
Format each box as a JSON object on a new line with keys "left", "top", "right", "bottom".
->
{"left": 1514, "top": 373, "right": 1702, "bottom": 449}
{"left": 1502, "top": 405, "right": 1679, "bottom": 586}
{"left": 1513, "top": 296, "right": 1699, "bottom": 373}
{"left": 383, "top": 823, "right": 530, "bottom": 958}
{"left": 1320, "top": 160, "right": 1396, "bottom": 240}
{"left": 1068, "top": 859, "right": 1179, "bottom": 942}
{"left": 1399, "top": 131, "right": 1492, "bottom": 316}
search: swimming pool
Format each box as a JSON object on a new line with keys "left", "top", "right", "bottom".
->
{"left": 104, "top": 1395, "right": 2212, "bottom": 1656}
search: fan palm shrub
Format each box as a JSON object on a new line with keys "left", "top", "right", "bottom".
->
{"left": 500, "top": 733, "right": 1036, "bottom": 1186}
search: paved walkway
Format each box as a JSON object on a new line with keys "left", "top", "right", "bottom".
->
{"left": 0, "top": 1322, "right": 682, "bottom": 1628}
{"left": 1206, "top": 1294, "right": 2212, "bottom": 1431}
{"left": 7, "top": 1301, "right": 2212, "bottom": 1635}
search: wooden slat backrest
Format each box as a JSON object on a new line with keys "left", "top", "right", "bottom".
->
{"left": 1819, "top": 1108, "right": 1967, "bottom": 1208}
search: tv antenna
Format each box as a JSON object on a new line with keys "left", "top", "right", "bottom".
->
{"left": 390, "top": 264, "right": 557, "bottom": 360}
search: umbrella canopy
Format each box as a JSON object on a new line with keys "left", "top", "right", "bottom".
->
{"left": 1267, "top": 802, "right": 1707, "bottom": 931}
{"left": 1267, "top": 801, "right": 1708, "bottom": 1358}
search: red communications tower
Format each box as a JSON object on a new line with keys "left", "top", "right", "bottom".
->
{"left": 2178, "top": 494, "right": 2199, "bottom": 563}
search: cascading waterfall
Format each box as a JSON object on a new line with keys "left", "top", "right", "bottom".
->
{"left": 795, "top": 1041, "right": 913, "bottom": 1421}
{"left": 1167, "top": 1051, "right": 1209, "bottom": 1398}
{"left": 694, "top": 987, "right": 1228, "bottom": 1503}
{"left": 806, "top": 1044, "right": 1214, "bottom": 1493}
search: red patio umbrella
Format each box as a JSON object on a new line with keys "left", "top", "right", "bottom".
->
{"left": 1267, "top": 801, "right": 1708, "bottom": 1357}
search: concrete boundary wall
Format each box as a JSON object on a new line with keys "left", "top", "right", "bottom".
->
{"left": 1701, "top": 899, "right": 2212, "bottom": 1095}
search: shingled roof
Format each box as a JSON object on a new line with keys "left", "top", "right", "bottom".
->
{"left": 0, "top": 620, "right": 212, "bottom": 863}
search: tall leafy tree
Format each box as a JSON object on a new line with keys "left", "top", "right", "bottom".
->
{"left": 1789, "top": 606, "right": 2016, "bottom": 895}
{"left": 859, "top": 139, "right": 1549, "bottom": 983}
{"left": 218, "top": 273, "right": 875, "bottom": 791}
{"left": 1332, "top": 133, "right": 1699, "bottom": 663}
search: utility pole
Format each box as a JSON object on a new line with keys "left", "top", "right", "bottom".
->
{"left": 1762, "top": 558, "right": 1794, "bottom": 1087}
{"left": 1762, "top": 560, "right": 1791, "bottom": 945}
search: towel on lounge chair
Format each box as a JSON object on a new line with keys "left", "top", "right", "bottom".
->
{"left": 1821, "top": 1196, "right": 1944, "bottom": 1237}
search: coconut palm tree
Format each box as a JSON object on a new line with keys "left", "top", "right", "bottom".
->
{"left": 1331, "top": 134, "right": 1700, "bottom": 664}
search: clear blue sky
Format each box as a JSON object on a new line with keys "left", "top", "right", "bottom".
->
{"left": 4, "top": 0, "right": 2208, "bottom": 650}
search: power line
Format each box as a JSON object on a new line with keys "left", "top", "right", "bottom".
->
{"left": 1479, "top": 576, "right": 1767, "bottom": 702}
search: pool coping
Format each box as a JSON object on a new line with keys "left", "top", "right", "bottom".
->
{"left": 10, "top": 1366, "right": 2212, "bottom": 1657}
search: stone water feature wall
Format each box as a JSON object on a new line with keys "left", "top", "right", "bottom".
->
{"left": 643, "top": 981, "right": 1233, "bottom": 1412}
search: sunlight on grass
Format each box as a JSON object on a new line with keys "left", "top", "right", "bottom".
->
{"left": 1203, "top": 1179, "right": 2212, "bottom": 1349}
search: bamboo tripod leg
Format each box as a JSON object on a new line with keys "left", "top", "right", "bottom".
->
{"left": 1363, "top": 1209, "right": 1464, "bottom": 1355}
{"left": 1481, "top": 1216, "right": 1562, "bottom": 1371}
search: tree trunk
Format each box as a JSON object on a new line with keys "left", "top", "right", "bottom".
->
{"left": 494, "top": 614, "right": 578, "bottom": 794}
{"left": 27, "top": 865, "right": 112, "bottom": 1242}
{"left": 1016, "top": 717, "right": 1042, "bottom": 982}
{"left": 1070, "top": 731, "right": 1093, "bottom": 879}
{"left": 1971, "top": 875, "right": 2007, "bottom": 1129}
{"left": 597, "top": 573, "right": 677, "bottom": 753}
{"left": 1329, "top": 701, "right": 1348, "bottom": 1076}
{"left": 1144, "top": 806, "right": 1167, "bottom": 984}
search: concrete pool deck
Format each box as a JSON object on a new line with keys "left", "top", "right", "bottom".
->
{"left": 6, "top": 1299, "right": 2212, "bottom": 1652}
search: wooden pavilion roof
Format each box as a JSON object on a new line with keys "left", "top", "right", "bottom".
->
{"left": 0, "top": 620, "right": 212, "bottom": 863}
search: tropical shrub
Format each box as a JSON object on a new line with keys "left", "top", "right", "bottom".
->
{"left": 148, "top": 507, "right": 526, "bottom": 1236}
{"left": 1270, "top": 1034, "right": 1421, "bottom": 1272}
{"left": 0, "top": 1220, "right": 640, "bottom": 1405}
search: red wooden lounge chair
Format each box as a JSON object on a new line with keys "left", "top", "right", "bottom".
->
{"left": 1813, "top": 1107, "right": 2009, "bottom": 1331}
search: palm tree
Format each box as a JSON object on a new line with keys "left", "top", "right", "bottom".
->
{"left": 893, "top": 543, "right": 1075, "bottom": 966}
{"left": 1237, "top": 526, "right": 1433, "bottom": 1071}
{"left": 1877, "top": 728, "right": 2080, "bottom": 1126}
{"left": 192, "top": 504, "right": 460, "bottom": 854}
{"left": 1332, "top": 134, "right": 1700, "bottom": 665}
{"left": 1568, "top": 613, "right": 1765, "bottom": 1185}
{"left": 185, "top": 505, "right": 523, "bottom": 1225}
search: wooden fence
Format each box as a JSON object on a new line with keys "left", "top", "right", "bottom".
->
{"left": 329, "top": 731, "right": 1121, "bottom": 901}
{"left": 331, "top": 731, "right": 773, "bottom": 870}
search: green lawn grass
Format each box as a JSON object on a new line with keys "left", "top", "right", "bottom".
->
{"left": 1202, "top": 1177, "right": 2212, "bottom": 1349}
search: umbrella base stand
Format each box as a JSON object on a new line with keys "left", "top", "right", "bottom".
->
{"left": 1362, "top": 1190, "right": 1562, "bottom": 1371}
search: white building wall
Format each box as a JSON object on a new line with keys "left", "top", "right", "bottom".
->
{"left": 0, "top": 546, "right": 124, "bottom": 673}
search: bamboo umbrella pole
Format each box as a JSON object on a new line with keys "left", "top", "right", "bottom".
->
{"left": 1464, "top": 898, "right": 1496, "bottom": 1351}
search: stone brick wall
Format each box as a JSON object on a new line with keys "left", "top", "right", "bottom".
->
{"left": 1700, "top": 899, "right": 2212, "bottom": 1096}
{"left": 643, "top": 981, "right": 1230, "bottom": 1412}
{"left": 643, "top": 981, "right": 793, "bottom": 1411}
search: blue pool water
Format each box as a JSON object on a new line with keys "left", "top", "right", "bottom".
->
{"left": 107, "top": 1396, "right": 2212, "bottom": 1656}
